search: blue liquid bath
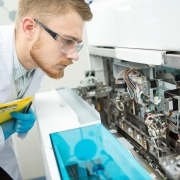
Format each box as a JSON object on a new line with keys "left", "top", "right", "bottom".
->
{"left": 65, "top": 157, "right": 130, "bottom": 180}
{"left": 50, "top": 124, "right": 152, "bottom": 180}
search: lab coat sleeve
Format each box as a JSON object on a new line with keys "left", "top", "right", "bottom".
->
{"left": 0, "top": 126, "right": 5, "bottom": 150}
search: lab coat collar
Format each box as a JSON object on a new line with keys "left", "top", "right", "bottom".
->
{"left": 0, "top": 24, "right": 17, "bottom": 103}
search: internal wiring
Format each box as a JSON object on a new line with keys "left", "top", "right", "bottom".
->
{"left": 115, "top": 68, "right": 144, "bottom": 101}
{"left": 145, "top": 113, "right": 166, "bottom": 137}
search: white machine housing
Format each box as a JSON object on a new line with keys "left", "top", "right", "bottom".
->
{"left": 86, "top": 0, "right": 180, "bottom": 65}
{"left": 87, "top": 0, "right": 180, "bottom": 51}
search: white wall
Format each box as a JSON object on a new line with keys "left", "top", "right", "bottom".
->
{"left": 0, "top": 1, "right": 91, "bottom": 179}
{"left": 0, "top": 0, "right": 18, "bottom": 24}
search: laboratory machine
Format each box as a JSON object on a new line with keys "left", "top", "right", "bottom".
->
{"left": 34, "top": 0, "right": 180, "bottom": 179}
{"left": 80, "top": 0, "right": 180, "bottom": 179}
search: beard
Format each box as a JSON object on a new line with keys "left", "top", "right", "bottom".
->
{"left": 46, "top": 70, "right": 64, "bottom": 79}
{"left": 30, "top": 37, "right": 71, "bottom": 79}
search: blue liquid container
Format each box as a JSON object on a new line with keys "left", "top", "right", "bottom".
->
{"left": 50, "top": 124, "right": 153, "bottom": 180}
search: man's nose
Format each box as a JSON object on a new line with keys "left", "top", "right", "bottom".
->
{"left": 66, "top": 51, "right": 79, "bottom": 61}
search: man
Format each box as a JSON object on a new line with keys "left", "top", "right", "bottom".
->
{"left": 0, "top": 0, "right": 93, "bottom": 179}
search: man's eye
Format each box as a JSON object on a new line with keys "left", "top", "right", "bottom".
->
{"left": 63, "top": 38, "right": 74, "bottom": 45}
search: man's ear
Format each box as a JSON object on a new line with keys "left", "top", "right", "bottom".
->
{"left": 21, "top": 18, "right": 36, "bottom": 39}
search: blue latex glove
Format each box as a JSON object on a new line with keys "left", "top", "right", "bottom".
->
{"left": 11, "top": 108, "right": 36, "bottom": 134}
{"left": 1, "top": 119, "right": 16, "bottom": 139}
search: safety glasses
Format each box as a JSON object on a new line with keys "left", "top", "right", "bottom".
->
{"left": 34, "top": 19, "right": 83, "bottom": 54}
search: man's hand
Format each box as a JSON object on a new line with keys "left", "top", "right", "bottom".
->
{"left": 11, "top": 108, "right": 36, "bottom": 134}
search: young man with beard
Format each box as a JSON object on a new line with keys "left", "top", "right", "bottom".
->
{"left": 0, "top": 0, "right": 93, "bottom": 179}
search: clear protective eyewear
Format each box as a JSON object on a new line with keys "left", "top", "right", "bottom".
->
{"left": 34, "top": 19, "right": 83, "bottom": 54}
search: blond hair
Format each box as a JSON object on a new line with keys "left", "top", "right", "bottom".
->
{"left": 15, "top": 0, "right": 92, "bottom": 26}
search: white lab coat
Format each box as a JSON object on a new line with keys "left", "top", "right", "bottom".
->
{"left": 0, "top": 25, "right": 45, "bottom": 179}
